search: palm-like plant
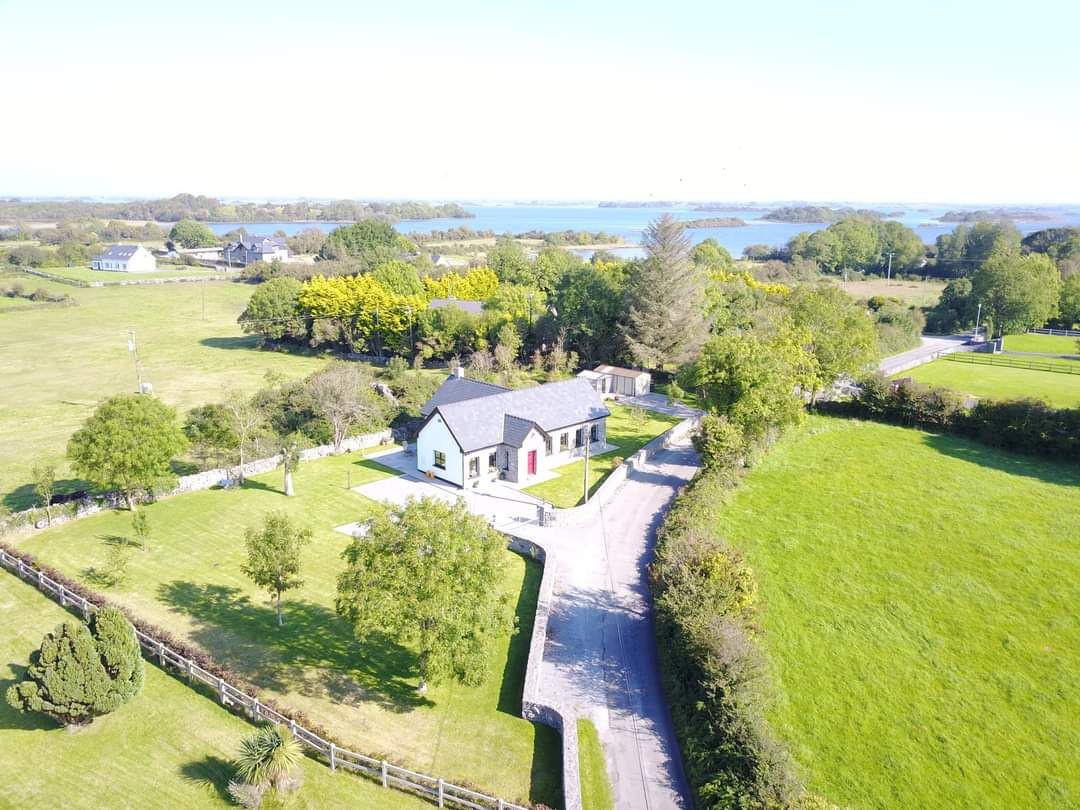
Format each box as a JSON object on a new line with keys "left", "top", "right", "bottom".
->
{"left": 235, "top": 725, "right": 303, "bottom": 789}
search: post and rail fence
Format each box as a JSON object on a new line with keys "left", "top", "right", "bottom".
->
{"left": 945, "top": 351, "right": 1080, "bottom": 376}
{"left": 0, "top": 545, "right": 529, "bottom": 810}
{"left": 1028, "top": 327, "right": 1080, "bottom": 338}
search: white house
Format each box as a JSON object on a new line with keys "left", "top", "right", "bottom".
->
{"left": 222, "top": 236, "right": 289, "bottom": 266}
{"left": 578, "top": 365, "right": 651, "bottom": 397}
{"left": 90, "top": 244, "right": 157, "bottom": 272}
{"left": 416, "top": 370, "right": 610, "bottom": 487}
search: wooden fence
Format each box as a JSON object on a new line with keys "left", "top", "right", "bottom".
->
{"left": 0, "top": 547, "right": 528, "bottom": 810}
{"left": 1029, "top": 327, "right": 1080, "bottom": 337}
{"left": 945, "top": 352, "right": 1080, "bottom": 375}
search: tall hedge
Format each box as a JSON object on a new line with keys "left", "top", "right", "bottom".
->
{"left": 651, "top": 465, "right": 806, "bottom": 808}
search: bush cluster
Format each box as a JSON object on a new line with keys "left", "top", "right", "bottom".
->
{"left": 650, "top": 458, "right": 809, "bottom": 808}
{"left": 831, "top": 373, "right": 1080, "bottom": 460}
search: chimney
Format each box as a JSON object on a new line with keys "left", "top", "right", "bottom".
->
{"left": 453, "top": 365, "right": 465, "bottom": 379}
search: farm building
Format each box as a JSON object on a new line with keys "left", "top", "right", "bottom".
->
{"left": 578, "top": 365, "right": 651, "bottom": 397}
{"left": 222, "top": 236, "right": 289, "bottom": 266}
{"left": 416, "top": 369, "right": 609, "bottom": 487}
{"left": 90, "top": 244, "right": 157, "bottom": 272}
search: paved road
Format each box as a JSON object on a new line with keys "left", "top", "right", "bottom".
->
{"left": 878, "top": 335, "right": 970, "bottom": 376}
{"left": 358, "top": 436, "right": 700, "bottom": 809}
{"left": 536, "top": 441, "right": 699, "bottom": 810}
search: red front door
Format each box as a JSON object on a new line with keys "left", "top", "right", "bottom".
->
{"left": 527, "top": 450, "right": 537, "bottom": 476}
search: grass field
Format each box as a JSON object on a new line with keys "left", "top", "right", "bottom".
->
{"left": 0, "top": 280, "right": 331, "bottom": 509}
{"left": 12, "top": 450, "right": 560, "bottom": 806}
{"left": 0, "top": 573, "right": 426, "bottom": 809}
{"left": 524, "top": 405, "right": 678, "bottom": 508}
{"left": 835, "top": 277, "right": 945, "bottom": 307}
{"left": 577, "top": 719, "right": 614, "bottom": 810}
{"left": 713, "top": 416, "right": 1080, "bottom": 808}
{"left": 901, "top": 358, "right": 1080, "bottom": 407}
{"left": 1003, "top": 332, "right": 1080, "bottom": 355}
{"left": 43, "top": 265, "right": 225, "bottom": 283}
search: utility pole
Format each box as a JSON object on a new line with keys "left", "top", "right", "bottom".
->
{"left": 582, "top": 427, "right": 591, "bottom": 504}
{"left": 127, "top": 330, "right": 144, "bottom": 393}
{"left": 885, "top": 252, "right": 895, "bottom": 285}
{"left": 975, "top": 301, "right": 983, "bottom": 340}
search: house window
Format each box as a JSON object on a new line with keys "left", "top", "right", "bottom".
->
{"left": 488, "top": 451, "right": 498, "bottom": 471}
{"left": 469, "top": 457, "right": 480, "bottom": 478}
{"left": 575, "top": 427, "right": 585, "bottom": 448}
{"left": 544, "top": 436, "right": 552, "bottom": 456}
{"left": 590, "top": 423, "right": 599, "bottom": 443}
{"left": 560, "top": 432, "right": 569, "bottom": 451}
{"left": 433, "top": 451, "right": 446, "bottom": 470}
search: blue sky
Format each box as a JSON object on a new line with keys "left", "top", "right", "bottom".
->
{"left": 2, "top": 0, "right": 1078, "bottom": 203}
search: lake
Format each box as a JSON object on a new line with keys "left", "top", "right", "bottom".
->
{"left": 206, "top": 204, "right": 1080, "bottom": 258}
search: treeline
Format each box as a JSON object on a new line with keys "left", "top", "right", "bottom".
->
{"left": 763, "top": 205, "right": 889, "bottom": 223}
{"left": 938, "top": 209, "right": 1054, "bottom": 223}
{"left": 0, "top": 194, "right": 472, "bottom": 224}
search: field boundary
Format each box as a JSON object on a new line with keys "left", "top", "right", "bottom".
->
{"left": 1029, "top": 327, "right": 1080, "bottom": 337}
{"left": 0, "top": 544, "right": 530, "bottom": 810}
{"left": 945, "top": 352, "right": 1080, "bottom": 375}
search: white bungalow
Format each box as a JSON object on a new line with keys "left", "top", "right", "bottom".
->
{"left": 416, "top": 370, "right": 610, "bottom": 487}
{"left": 578, "top": 365, "right": 651, "bottom": 397}
{"left": 90, "top": 244, "right": 157, "bottom": 272}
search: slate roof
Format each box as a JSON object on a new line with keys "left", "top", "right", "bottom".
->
{"left": 94, "top": 244, "right": 144, "bottom": 261}
{"left": 429, "top": 298, "right": 485, "bottom": 316}
{"left": 226, "top": 236, "right": 288, "bottom": 252}
{"left": 419, "top": 376, "right": 509, "bottom": 417}
{"left": 594, "top": 364, "right": 649, "bottom": 379}
{"left": 427, "top": 377, "right": 610, "bottom": 453}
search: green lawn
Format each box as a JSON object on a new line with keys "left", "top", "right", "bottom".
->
{"left": 577, "top": 719, "right": 614, "bottom": 810}
{"left": 524, "top": 404, "right": 679, "bottom": 508}
{"left": 44, "top": 265, "right": 225, "bottom": 283}
{"left": 0, "top": 572, "right": 426, "bottom": 809}
{"left": 900, "top": 358, "right": 1080, "bottom": 407}
{"left": 1003, "top": 332, "right": 1080, "bottom": 355}
{"left": 713, "top": 416, "right": 1080, "bottom": 808}
{"left": 13, "top": 451, "right": 560, "bottom": 807}
{"left": 0, "top": 280, "right": 331, "bottom": 510}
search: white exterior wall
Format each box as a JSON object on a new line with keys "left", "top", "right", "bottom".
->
{"left": 416, "top": 412, "right": 464, "bottom": 486}
{"left": 516, "top": 427, "right": 549, "bottom": 482}
{"left": 126, "top": 248, "right": 157, "bottom": 272}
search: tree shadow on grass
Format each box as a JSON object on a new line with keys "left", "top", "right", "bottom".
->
{"left": 0, "top": 665, "right": 55, "bottom": 731}
{"left": 157, "top": 581, "right": 431, "bottom": 714}
{"left": 199, "top": 336, "right": 261, "bottom": 351}
{"left": 2, "top": 478, "right": 90, "bottom": 512}
{"left": 238, "top": 478, "right": 283, "bottom": 495}
{"left": 922, "top": 433, "right": 1080, "bottom": 487}
{"left": 179, "top": 755, "right": 234, "bottom": 802}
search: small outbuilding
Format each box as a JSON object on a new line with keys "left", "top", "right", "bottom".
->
{"left": 578, "top": 365, "right": 651, "bottom": 397}
{"left": 90, "top": 244, "right": 157, "bottom": 272}
{"left": 223, "top": 236, "right": 289, "bottom": 266}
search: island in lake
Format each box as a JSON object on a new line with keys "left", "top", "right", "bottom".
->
{"left": 762, "top": 205, "right": 888, "bottom": 223}
{"left": 937, "top": 209, "right": 1055, "bottom": 223}
{"left": 681, "top": 217, "right": 746, "bottom": 228}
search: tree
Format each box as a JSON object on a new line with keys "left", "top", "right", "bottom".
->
{"left": 336, "top": 497, "right": 511, "bottom": 691}
{"left": 223, "top": 389, "right": 267, "bottom": 481}
{"left": 371, "top": 259, "right": 424, "bottom": 296}
{"left": 554, "top": 264, "right": 626, "bottom": 365}
{"left": 183, "top": 403, "right": 240, "bottom": 469}
{"left": 234, "top": 725, "right": 304, "bottom": 793}
{"left": 67, "top": 395, "right": 187, "bottom": 510}
{"left": 132, "top": 509, "right": 150, "bottom": 552}
{"left": 305, "top": 362, "right": 382, "bottom": 453}
{"left": 32, "top": 463, "right": 56, "bottom": 525}
{"left": 1057, "top": 274, "right": 1080, "bottom": 328}
{"left": 5, "top": 607, "right": 144, "bottom": 727}
{"left": 970, "top": 253, "right": 1061, "bottom": 337}
{"left": 168, "top": 219, "right": 218, "bottom": 249}
{"left": 681, "top": 330, "right": 813, "bottom": 439}
{"left": 321, "top": 220, "right": 400, "bottom": 268}
{"left": 279, "top": 437, "right": 302, "bottom": 497}
{"left": 242, "top": 511, "right": 312, "bottom": 626}
{"left": 486, "top": 238, "right": 533, "bottom": 285}
{"left": 693, "top": 413, "right": 745, "bottom": 469}
{"left": 786, "top": 284, "right": 879, "bottom": 400}
{"left": 623, "top": 215, "right": 709, "bottom": 368}
{"left": 239, "top": 277, "right": 306, "bottom": 343}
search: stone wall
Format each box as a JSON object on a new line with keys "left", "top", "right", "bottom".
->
{"left": 4, "top": 429, "right": 394, "bottom": 535}
{"left": 506, "top": 536, "right": 582, "bottom": 810}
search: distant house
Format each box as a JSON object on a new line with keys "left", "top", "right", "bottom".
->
{"left": 578, "top": 365, "right": 651, "bottom": 397}
{"left": 222, "top": 236, "right": 289, "bottom": 266}
{"left": 90, "top": 244, "right": 157, "bottom": 272}
{"left": 416, "top": 369, "right": 610, "bottom": 487}
{"left": 432, "top": 253, "right": 468, "bottom": 268}
{"left": 428, "top": 297, "right": 485, "bottom": 316}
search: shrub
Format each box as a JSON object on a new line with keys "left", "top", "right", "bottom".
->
{"left": 5, "top": 606, "right": 144, "bottom": 727}
{"left": 694, "top": 414, "right": 745, "bottom": 470}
